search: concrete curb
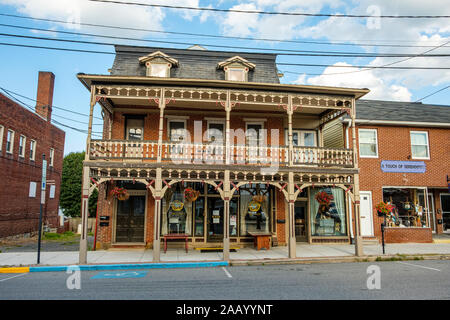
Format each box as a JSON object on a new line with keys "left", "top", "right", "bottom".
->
{"left": 0, "top": 261, "right": 228, "bottom": 273}
{"left": 229, "top": 253, "right": 450, "bottom": 266}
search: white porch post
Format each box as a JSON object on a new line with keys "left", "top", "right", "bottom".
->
{"left": 157, "top": 89, "right": 166, "bottom": 163}
{"left": 287, "top": 95, "right": 294, "bottom": 166}
{"left": 350, "top": 98, "right": 364, "bottom": 256}
{"left": 225, "top": 90, "right": 231, "bottom": 165}
{"left": 153, "top": 168, "right": 162, "bottom": 262}
{"left": 288, "top": 172, "right": 296, "bottom": 258}
{"left": 79, "top": 90, "right": 95, "bottom": 264}
{"left": 223, "top": 170, "right": 231, "bottom": 261}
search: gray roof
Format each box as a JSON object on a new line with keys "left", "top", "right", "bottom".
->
{"left": 110, "top": 45, "right": 280, "bottom": 84}
{"left": 356, "top": 99, "right": 450, "bottom": 124}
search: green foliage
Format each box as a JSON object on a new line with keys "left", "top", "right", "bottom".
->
{"left": 60, "top": 152, "right": 98, "bottom": 217}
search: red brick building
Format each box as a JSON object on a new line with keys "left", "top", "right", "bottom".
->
{"left": 341, "top": 100, "right": 450, "bottom": 243}
{"left": 0, "top": 71, "right": 65, "bottom": 238}
{"left": 76, "top": 45, "right": 370, "bottom": 263}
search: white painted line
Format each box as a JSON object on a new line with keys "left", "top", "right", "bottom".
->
{"left": 397, "top": 261, "right": 441, "bottom": 272}
{"left": 222, "top": 267, "right": 232, "bottom": 278}
{"left": 0, "top": 273, "right": 27, "bottom": 282}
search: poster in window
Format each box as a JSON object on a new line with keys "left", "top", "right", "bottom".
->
{"left": 49, "top": 185, "right": 56, "bottom": 199}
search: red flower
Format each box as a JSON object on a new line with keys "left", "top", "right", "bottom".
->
{"left": 315, "top": 191, "right": 334, "bottom": 206}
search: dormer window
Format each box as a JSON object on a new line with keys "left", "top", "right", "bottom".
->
{"left": 139, "top": 51, "right": 178, "bottom": 78}
{"left": 218, "top": 56, "right": 256, "bottom": 82}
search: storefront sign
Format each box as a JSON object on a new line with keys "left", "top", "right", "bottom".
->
{"left": 230, "top": 215, "right": 237, "bottom": 226}
{"left": 213, "top": 210, "right": 220, "bottom": 224}
{"left": 170, "top": 200, "right": 184, "bottom": 211}
{"left": 248, "top": 201, "right": 261, "bottom": 212}
{"left": 381, "top": 160, "right": 426, "bottom": 173}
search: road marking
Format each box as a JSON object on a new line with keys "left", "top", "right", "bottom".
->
{"left": 397, "top": 261, "right": 441, "bottom": 272}
{"left": 0, "top": 273, "right": 27, "bottom": 282}
{"left": 91, "top": 270, "right": 148, "bottom": 279}
{"left": 222, "top": 267, "right": 232, "bottom": 278}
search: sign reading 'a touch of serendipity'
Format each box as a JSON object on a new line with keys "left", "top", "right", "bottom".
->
{"left": 381, "top": 160, "right": 426, "bottom": 173}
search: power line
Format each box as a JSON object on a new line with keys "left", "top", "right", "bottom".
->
{"left": 415, "top": 85, "right": 450, "bottom": 102}
{"left": 87, "top": 0, "right": 450, "bottom": 18}
{"left": 2, "top": 30, "right": 450, "bottom": 58}
{"left": 0, "top": 87, "right": 103, "bottom": 121}
{"left": 0, "top": 13, "right": 448, "bottom": 48}
{"left": 1, "top": 41, "right": 450, "bottom": 72}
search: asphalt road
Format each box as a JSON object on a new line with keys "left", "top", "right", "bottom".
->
{"left": 0, "top": 260, "right": 449, "bottom": 300}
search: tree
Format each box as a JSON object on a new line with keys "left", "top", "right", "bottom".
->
{"left": 60, "top": 152, "right": 98, "bottom": 217}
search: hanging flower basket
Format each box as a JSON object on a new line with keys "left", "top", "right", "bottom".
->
{"left": 252, "top": 195, "right": 266, "bottom": 203}
{"left": 184, "top": 188, "right": 200, "bottom": 202}
{"left": 375, "top": 201, "right": 394, "bottom": 217}
{"left": 315, "top": 191, "right": 333, "bottom": 206}
{"left": 110, "top": 187, "right": 129, "bottom": 201}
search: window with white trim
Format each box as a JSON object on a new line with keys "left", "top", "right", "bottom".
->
{"left": 6, "top": 129, "right": 14, "bottom": 154}
{"left": 358, "top": 129, "right": 378, "bottom": 158}
{"left": 227, "top": 68, "right": 246, "bottom": 81}
{"left": 410, "top": 131, "right": 430, "bottom": 159}
{"left": 0, "top": 125, "right": 3, "bottom": 151}
{"left": 30, "top": 140, "right": 36, "bottom": 161}
{"left": 19, "top": 135, "right": 26, "bottom": 157}
{"left": 49, "top": 148, "right": 55, "bottom": 167}
{"left": 147, "top": 63, "right": 170, "bottom": 77}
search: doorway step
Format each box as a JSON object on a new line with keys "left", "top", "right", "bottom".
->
{"left": 196, "top": 247, "right": 239, "bottom": 253}
{"left": 362, "top": 237, "right": 379, "bottom": 245}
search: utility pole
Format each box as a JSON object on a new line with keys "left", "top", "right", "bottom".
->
{"left": 37, "top": 154, "right": 47, "bottom": 264}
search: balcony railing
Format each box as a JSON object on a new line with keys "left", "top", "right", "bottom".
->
{"left": 89, "top": 140, "right": 354, "bottom": 168}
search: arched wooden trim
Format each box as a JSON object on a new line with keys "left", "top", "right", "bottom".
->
{"left": 230, "top": 181, "right": 289, "bottom": 201}
{"left": 299, "top": 183, "right": 355, "bottom": 202}
{"left": 160, "top": 179, "right": 224, "bottom": 199}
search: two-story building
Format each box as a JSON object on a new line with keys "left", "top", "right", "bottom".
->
{"left": 0, "top": 71, "right": 65, "bottom": 238}
{"left": 336, "top": 100, "right": 450, "bottom": 243}
{"left": 77, "top": 45, "right": 370, "bottom": 263}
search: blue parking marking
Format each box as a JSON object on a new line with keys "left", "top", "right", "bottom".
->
{"left": 91, "top": 270, "right": 148, "bottom": 279}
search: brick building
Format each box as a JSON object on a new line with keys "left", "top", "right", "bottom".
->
{"left": 0, "top": 71, "right": 65, "bottom": 238}
{"left": 337, "top": 100, "right": 450, "bottom": 243}
{"left": 77, "top": 45, "right": 370, "bottom": 263}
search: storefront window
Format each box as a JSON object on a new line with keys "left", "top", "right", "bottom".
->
{"left": 310, "top": 187, "right": 347, "bottom": 236}
{"left": 239, "top": 184, "right": 271, "bottom": 235}
{"left": 161, "top": 182, "right": 198, "bottom": 235}
{"left": 382, "top": 188, "right": 428, "bottom": 227}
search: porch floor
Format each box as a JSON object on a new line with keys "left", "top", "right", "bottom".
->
{"left": 2, "top": 243, "right": 450, "bottom": 266}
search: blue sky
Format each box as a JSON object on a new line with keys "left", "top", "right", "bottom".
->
{"left": 0, "top": 0, "right": 448, "bottom": 155}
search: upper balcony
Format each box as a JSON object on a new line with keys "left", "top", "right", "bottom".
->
{"left": 78, "top": 75, "right": 368, "bottom": 173}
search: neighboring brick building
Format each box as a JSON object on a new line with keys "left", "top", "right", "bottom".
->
{"left": 340, "top": 100, "right": 450, "bottom": 243}
{"left": 0, "top": 71, "right": 65, "bottom": 238}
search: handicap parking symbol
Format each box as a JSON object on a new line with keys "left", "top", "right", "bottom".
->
{"left": 91, "top": 270, "right": 148, "bottom": 279}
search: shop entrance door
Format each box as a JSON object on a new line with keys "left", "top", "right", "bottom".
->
{"left": 428, "top": 192, "right": 436, "bottom": 232}
{"left": 294, "top": 201, "right": 307, "bottom": 241}
{"left": 441, "top": 194, "right": 450, "bottom": 232}
{"left": 360, "top": 191, "right": 374, "bottom": 237}
{"left": 115, "top": 195, "right": 146, "bottom": 243}
{"left": 207, "top": 198, "right": 224, "bottom": 241}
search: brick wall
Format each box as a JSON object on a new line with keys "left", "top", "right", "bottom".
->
{"left": 384, "top": 227, "right": 433, "bottom": 243}
{"left": 0, "top": 72, "right": 65, "bottom": 238}
{"left": 350, "top": 124, "right": 449, "bottom": 242}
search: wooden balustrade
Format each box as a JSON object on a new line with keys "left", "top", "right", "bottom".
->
{"left": 89, "top": 140, "right": 353, "bottom": 167}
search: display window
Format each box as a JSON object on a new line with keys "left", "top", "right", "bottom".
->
{"left": 239, "top": 184, "right": 271, "bottom": 235}
{"left": 310, "top": 187, "right": 347, "bottom": 236}
{"left": 382, "top": 188, "right": 428, "bottom": 228}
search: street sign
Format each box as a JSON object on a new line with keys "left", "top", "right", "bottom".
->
{"left": 41, "top": 159, "right": 47, "bottom": 190}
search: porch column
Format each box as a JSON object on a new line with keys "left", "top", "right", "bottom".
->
{"left": 287, "top": 95, "right": 294, "bottom": 166}
{"left": 225, "top": 91, "right": 231, "bottom": 165}
{"left": 79, "top": 166, "right": 90, "bottom": 264}
{"left": 287, "top": 172, "right": 296, "bottom": 258}
{"left": 153, "top": 168, "right": 162, "bottom": 262}
{"left": 157, "top": 89, "right": 166, "bottom": 163}
{"left": 350, "top": 98, "right": 363, "bottom": 256}
{"left": 223, "top": 170, "right": 231, "bottom": 261}
{"left": 79, "top": 89, "right": 96, "bottom": 264}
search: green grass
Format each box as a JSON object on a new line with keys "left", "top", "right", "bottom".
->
{"left": 43, "top": 231, "right": 78, "bottom": 241}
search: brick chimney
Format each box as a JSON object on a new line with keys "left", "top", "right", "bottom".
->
{"left": 35, "top": 71, "right": 55, "bottom": 122}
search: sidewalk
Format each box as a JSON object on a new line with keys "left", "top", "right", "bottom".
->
{"left": 2, "top": 243, "right": 450, "bottom": 267}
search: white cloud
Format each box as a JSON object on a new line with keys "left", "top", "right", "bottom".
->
{"left": 0, "top": 0, "right": 200, "bottom": 38}
{"left": 298, "top": 62, "right": 413, "bottom": 101}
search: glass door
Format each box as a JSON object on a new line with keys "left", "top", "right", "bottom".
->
{"left": 294, "top": 201, "right": 307, "bottom": 241}
{"left": 441, "top": 194, "right": 450, "bottom": 232}
{"left": 115, "top": 195, "right": 145, "bottom": 243}
{"left": 207, "top": 197, "right": 224, "bottom": 241}
{"left": 246, "top": 123, "right": 263, "bottom": 163}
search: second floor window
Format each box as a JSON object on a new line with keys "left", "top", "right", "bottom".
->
{"left": 359, "top": 129, "right": 378, "bottom": 158}
{"left": 49, "top": 148, "right": 55, "bottom": 167}
{"left": 30, "top": 140, "right": 36, "bottom": 161}
{"left": 410, "top": 131, "right": 429, "bottom": 159}
{"left": 6, "top": 129, "right": 14, "bottom": 154}
{"left": 19, "top": 135, "right": 26, "bottom": 157}
{"left": 126, "top": 117, "right": 144, "bottom": 140}
{"left": 0, "top": 125, "right": 3, "bottom": 151}
{"left": 227, "top": 68, "right": 246, "bottom": 81}
{"left": 169, "top": 120, "right": 186, "bottom": 142}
